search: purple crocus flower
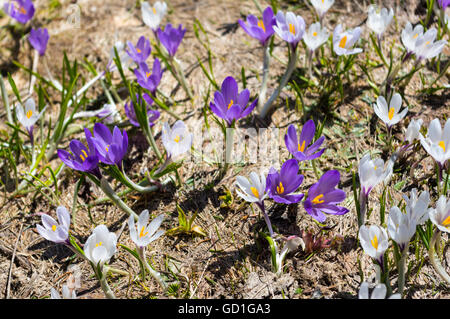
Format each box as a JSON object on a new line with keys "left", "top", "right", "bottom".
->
{"left": 157, "top": 24, "right": 186, "bottom": 57}
{"left": 209, "top": 76, "right": 258, "bottom": 126}
{"left": 90, "top": 123, "right": 128, "bottom": 168}
{"left": 303, "top": 170, "right": 349, "bottom": 223}
{"left": 134, "top": 58, "right": 163, "bottom": 94}
{"left": 238, "top": 6, "right": 276, "bottom": 46}
{"left": 28, "top": 28, "right": 49, "bottom": 56}
{"left": 4, "top": 0, "right": 34, "bottom": 24}
{"left": 266, "top": 159, "right": 304, "bottom": 204}
{"left": 57, "top": 128, "right": 101, "bottom": 178}
{"left": 124, "top": 93, "right": 160, "bottom": 127}
{"left": 438, "top": 0, "right": 450, "bottom": 9}
{"left": 126, "top": 36, "right": 152, "bottom": 64}
{"left": 284, "top": 120, "right": 325, "bottom": 162}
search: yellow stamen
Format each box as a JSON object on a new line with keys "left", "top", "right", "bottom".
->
{"left": 374, "top": 166, "right": 377, "bottom": 170}
{"left": 105, "top": 145, "right": 109, "bottom": 152}
{"left": 258, "top": 20, "right": 266, "bottom": 32}
{"left": 312, "top": 194, "right": 325, "bottom": 204}
{"left": 26, "top": 110, "right": 33, "bottom": 119}
{"left": 95, "top": 242, "right": 103, "bottom": 247}
{"left": 298, "top": 140, "right": 306, "bottom": 152}
{"left": 289, "top": 23, "right": 296, "bottom": 35}
{"left": 19, "top": 6, "right": 27, "bottom": 14}
{"left": 439, "top": 141, "right": 446, "bottom": 152}
{"left": 388, "top": 107, "right": 395, "bottom": 121}
{"left": 174, "top": 135, "right": 180, "bottom": 143}
{"left": 139, "top": 226, "right": 148, "bottom": 238}
{"left": 276, "top": 181, "right": 285, "bottom": 194}
{"left": 250, "top": 187, "right": 259, "bottom": 198}
{"left": 339, "top": 36, "right": 347, "bottom": 49}
{"left": 146, "top": 72, "right": 151, "bottom": 78}
{"left": 228, "top": 100, "right": 234, "bottom": 109}
{"left": 425, "top": 41, "right": 430, "bottom": 46}
{"left": 52, "top": 225, "right": 57, "bottom": 231}
{"left": 371, "top": 235, "right": 378, "bottom": 250}
{"left": 442, "top": 216, "right": 450, "bottom": 227}
{"left": 80, "top": 154, "right": 86, "bottom": 162}
{"left": 137, "top": 48, "right": 142, "bottom": 53}
{"left": 413, "top": 33, "right": 418, "bottom": 39}
{"left": 81, "top": 150, "right": 88, "bottom": 158}
{"left": 313, "top": 32, "right": 318, "bottom": 37}
{"left": 152, "top": 6, "right": 156, "bottom": 14}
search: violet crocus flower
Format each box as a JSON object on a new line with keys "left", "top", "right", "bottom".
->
{"left": 36, "top": 206, "right": 71, "bottom": 245}
{"left": 90, "top": 123, "right": 128, "bottom": 168}
{"left": 126, "top": 36, "right": 152, "bottom": 64}
{"left": 238, "top": 6, "right": 276, "bottom": 46}
{"left": 266, "top": 159, "right": 304, "bottom": 204}
{"left": 134, "top": 58, "right": 163, "bottom": 94}
{"left": 284, "top": 120, "right": 325, "bottom": 162}
{"left": 209, "top": 76, "right": 258, "bottom": 126}
{"left": 124, "top": 93, "right": 160, "bottom": 127}
{"left": 3, "top": 0, "right": 34, "bottom": 24}
{"left": 273, "top": 11, "right": 306, "bottom": 49}
{"left": 28, "top": 28, "right": 49, "bottom": 56}
{"left": 57, "top": 128, "right": 101, "bottom": 178}
{"left": 157, "top": 24, "right": 186, "bottom": 57}
{"left": 303, "top": 170, "right": 349, "bottom": 223}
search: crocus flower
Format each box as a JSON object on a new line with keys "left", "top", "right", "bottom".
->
{"left": 124, "top": 93, "right": 160, "bottom": 127}
{"left": 157, "top": 24, "right": 186, "bottom": 57}
{"left": 438, "top": 0, "right": 450, "bottom": 9}
{"left": 84, "top": 225, "right": 117, "bottom": 267}
{"left": 57, "top": 128, "right": 101, "bottom": 178}
{"left": 387, "top": 206, "right": 417, "bottom": 250}
{"left": 429, "top": 195, "right": 450, "bottom": 233}
{"left": 266, "top": 159, "right": 304, "bottom": 204}
{"left": 90, "top": 123, "right": 128, "bottom": 167}
{"left": 403, "top": 188, "right": 430, "bottom": 225}
{"left": 332, "top": 24, "right": 362, "bottom": 56}
{"left": 303, "top": 22, "right": 329, "bottom": 52}
{"left": 15, "top": 98, "right": 46, "bottom": 144}
{"left": 141, "top": 1, "right": 167, "bottom": 31}
{"left": 28, "top": 28, "right": 50, "bottom": 56}
{"left": 414, "top": 28, "right": 447, "bottom": 61}
{"left": 309, "top": 0, "right": 334, "bottom": 19}
{"left": 284, "top": 121, "right": 325, "bottom": 162}
{"left": 358, "top": 225, "right": 389, "bottom": 265}
{"left": 404, "top": 118, "right": 423, "bottom": 144}
{"left": 209, "top": 76, "right": 257, "bottom": 126}
{"left": 303, "top": 170, "right": 349, "bottom": 223}
{"left": 50, "top": 285, "right": 77, "bottom": 299}
{"left": 367, "top": 5, "right": 394, "bottom": 38}
{"left": 126, "top": 36, "right": 152, "bottom": 64}
{"left": 73, "top": 104, "right": 121, "bottom": 124}
{"left": 129, "top": 210, "right": 165, "bottom": 248}
{"left": 374, "top": 93, "right": 408, "bottom": 129}
{"left": 419, "top": 118, "right": 450, "bottom": 167}
{"left": 36, "top": 206, "right": 71, "bottom": 244}
{"left": 161, "top": 120, "right": 193, "bottom": 160}
{"left": 358, "top": 282, "right": 401, "bottom": 299}
{"left": 238, "top": 6, "right": 276, "bottom": 46}
{"left": 134, "top": 59, "right": 163, "bottom": 94}
{"left": 358, "top": 153, "right": 389, "bottom": 197}
{"left": 3, "top": 0, "right": 34, "bottom": 24}
{"left": 273, "top": 11, "right": 306, "bottom": 48}
{"left": 401, "top": 22, "right": 423, "bottom": 54}
{"left": 235, "top": 171, "right": 268, "bottom": 208}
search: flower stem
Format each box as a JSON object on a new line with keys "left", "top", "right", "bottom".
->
{"left": 397, "top": 243, "right": 409, "bottom": 296}
{"left": 429, "top": 229, "right": 450, "bottom": 284}
{"left": 137, "top": 246, "right": 168, "bottom": 290}
{"left": 170, "top": 57, "right": 194, "bottom": 101}
{"left": 146, "top": 126, "right": 163, "bottom": 161}
{"left": 98, "top": 271, "right": 116, "bottom": 299}
{"left": 259, "top": 202, "right": 274, "bottom": 237}
{"left": 257, "top": 42, "right": 271, "bottom": 113}
{"left": 100, "top": 177, "right": 139, "bottom": 221}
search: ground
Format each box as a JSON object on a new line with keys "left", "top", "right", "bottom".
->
{"left": 0, "top": 0, "right": 449, "bottom": 299}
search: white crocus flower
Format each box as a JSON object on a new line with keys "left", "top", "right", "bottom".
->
{"left": 332, "top": 24, "right": 362, "bottom": 56}
{"left": 374, "top": 93, "right": 408, "bottom": 128}
{"left": 303, "top": 22, "right": 329, "bottom": 52}
{"left": 358, "top": 225, "right": 389, "bottom": 264}
{"left": 142, "top": 1, "right": 167, "bottom": 31}
{"left": 414, "top": 28, "right": 447, "bottom": 61}
{"left": 405, "top": 118, "right": 423, "bottom": 144}
{"left": 129, "top": 210, "right": 165, "bottom": 248}
{"left": 235, "top": 171, "right": 267, "bottom": 206}
{"left": 358, "top": 153, "right": 389, "bottom": 196}
{"left": 367, "top": 5, "right": 394, "bottom": 38}
{"left": 387, "top": 206, "right": 417, "bottom": 250}
{"left": 162, "top": 120, "right": 193, "bottom": 160}
{"left": 403, "top": 188, "right": 430, "bottom": 225}
{"left": 419, "top": 118, "right": 450, "bottom": 167}
{"left": 309, "top": 0, "right": 335, "bottom": 19}
{"left": 401, "top": 22, "right": 424, "bottom": 54}
{"left": 429, "top": 195, "right": 450, "bottom": 233}
{"left": 36, "top": 206, "right": 71, "bottom": 244}
{"left": 358, "top": 282, "right": 401, "bottom": 299}
{"left": 16, "top": 98, "right": 46, "bottom": 135}
{"left": 84, "top": 225, "right": 117, "bottom": 267}
{"left": 73, "top": 103, "right": 121, "bottom": 124}
{"left": 50, "top": 285, "right": 77, "bottom": 299}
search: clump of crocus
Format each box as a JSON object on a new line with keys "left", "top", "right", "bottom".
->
{"left": 126, "top": 36, "right": 152, "bottom": 64}
{"left": 90, "top": 123, "right": 128, "bottom": 169}
{"left": 209, "top": 76, "right": 257, "bottom": 127}
{"left": 36, "top": 206, "right": 71, "bottom": 245}
{"left": 367, "top": 5, "right": 394, "bottom": 41}
{"left": 157, "top": 24, "right": 186, "bottom": 57}
{"left": 270, "top": 235, "right": 304, "bottom": 276}
{"left": 161, "top": 120, "right": 193, "bottom": 161}
{"left": 28, "top": 28, "right": 50, "bottom": 56}
{"left": 374, "top": 92, "right": 408, "bottom": 131}
{"left": 124, "top": 93, "right": 160, "bottom": 127}
{"left": 403, "top": 188, "right": 430, "bottom": 226}
{"left": 332, "top": 24, "right": 362, "bottom": 56}
{"left": 284, "top": 120, "right": 325, "bottom": 162}
{"left": 4, "top": 0, "right": 34, "bottom": 24}
{"left": 309, "top": 0, "right": 334, "bottom": 21}
{"left": 266, "top": 159, "right": 304, "bottom": 204}
{"left": 238, "top": 6, "right": 276, "bottom": 47}
{"left": 141, "top": 1, "right": 167, "bottom": 32}
{"left": 134, "top": 59, "right": 164, "bottom": 94}
{"left": 15, "top": 98, "right": 46, "bottom": 146}
{"left": 303, "top": 170, "right": 349, "bottom": 223}
{"left": 419, "top": 118, "right": 450, "bottom": 169}
{"left": 273, "top": 10, "right": 306, "bottom": 49}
